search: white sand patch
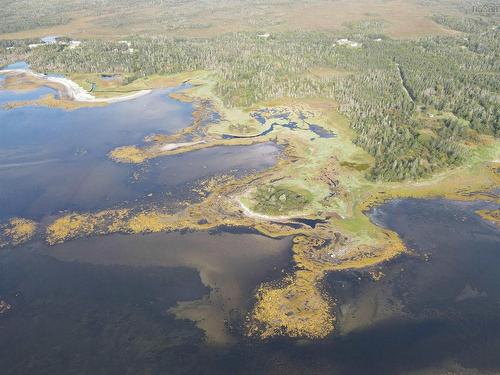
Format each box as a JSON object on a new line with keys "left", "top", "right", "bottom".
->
{"left": 160, "top": 140, "right": 206, "bottom": 151}
{"left": 68, "top": 40, "right": 82, "bottom": 49}
{"left": 238, "top": 199, "right": 294, "bottom": 222}
{"left": 0, "top": 68, "right": 151, "bottom": 103}
{"left": 335, "top": 38, "right": 362, "bottom": 48}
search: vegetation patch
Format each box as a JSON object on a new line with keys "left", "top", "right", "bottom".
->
{"left": 476, "top": 209, "right": 500, "bottom": 227}
{"left": 0, "top": 218, "right": 37, "bottom": 248}
{"left": 109, "top": 146, "right": 149, "bottom": 164}
{"left": 3, "top": 94, "right": 105, "bottom": 111}
{"left": 68, "top": 72, "right": 198, "bottom": 99}
{"left": 1, "top": 9, "right": 498, "bottom": 342}
{"left": 252, "top": 185, "right": 313, "bottom": 216}
{"left": 248, "top": 272, "right": 334, "bottom": 339}
{"left": 46, "top": 210, "right": 130, "bottom": 245}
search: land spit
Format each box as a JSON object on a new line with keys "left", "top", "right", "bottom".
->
{"left": 0, "top": 68, "right": 151, "bottom": 103}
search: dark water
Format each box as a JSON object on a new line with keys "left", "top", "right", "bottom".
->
{"left": 0, "top": 248, "right": 209, "bottom": 375}
{"left": 224, "top": 108, "right": 335, "bottom": 140}
{"left": 0, "top": 231, "right": 292, "bottom": 375}
{"left": 2, "top": 68, "right": 500, "bottom": 374}
{"left": 0, "top": 80, "right": 279, "bottom": 220}
{"left": 325, "top": 199, "right": 500, "bottom": 374}
{"left": 307, "top": 123, "right": 336, "bottom": 138}
{"left": 1, "top": 199, "right": 499, "bottom": 374}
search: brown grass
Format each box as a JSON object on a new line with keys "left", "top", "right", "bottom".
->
{"left": 0, "top": 0, "right": 461, "bottom": 40}
{"left": 282, "top": 0, "right": 460, "bottom": 38}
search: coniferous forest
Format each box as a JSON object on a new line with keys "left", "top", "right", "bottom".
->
{"left": 1, "top": 13, "right": 498, "bottom": 181}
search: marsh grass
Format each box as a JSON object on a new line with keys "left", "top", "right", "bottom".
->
{"left": 252, "top": 185, "right": 313, "bottom": 216}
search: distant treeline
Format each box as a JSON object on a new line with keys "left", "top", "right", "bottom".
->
{"left": 1, "top": 15, "right": 498, "bottom": 182}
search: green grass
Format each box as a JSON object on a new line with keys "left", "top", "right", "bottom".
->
{"left": 252, "top": 185, "right": 313, "bottom": 216}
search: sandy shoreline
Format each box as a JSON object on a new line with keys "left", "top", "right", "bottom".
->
{"left": 0, "top": 68, "right": 151, "bottom": 103}
{"left": 159, "top": 140, "right": 206, "bottom": 152}
{"left": 238, "top": 199, "right": 295, "bottom": 222}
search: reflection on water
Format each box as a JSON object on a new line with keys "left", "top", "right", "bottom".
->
{"left": 326, "top": 199, "right": 500, "bottom": 374}
{"left": 47, "top": 231, "right": 292, "bottom": 344}
{"left": 0, "top": 81, "right": 279, "bottom": 220}
{"left": 1, "top": 199, "right": 499, "bottom": 374}
{"left": 0, "top": 247, "right": 209, "bottom": 374}
{"left": 0, "top": 231, "right": 292, "bottom": 373}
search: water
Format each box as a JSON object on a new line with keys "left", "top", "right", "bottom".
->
{"left": 307, "top": 124, "right": 336, "bottom": 138}
{"left": 1, "top": 68, "right": 499, "bottom": 374}
{"left": 0, "top": 246, "right": 209, "bottom": 374}
{"left": 326, "top": 199, "right": 500, "bottom": 374}
{"left": 293, "top": 217, "right": 328, "bottom": 228}
{"left": 47, "top": 231, "right": 293, "bottom": 344}
{"left": 101, "top": 74, "right": 119, "bottom": 81}
{"left": 1, "top": 196, "right": 498, "bottom": 374}
{"left": 1, "top": 61, "right": 29, "bottom": 70}
{"left": 0, "top": 72, "right": 290, "bottom": 371}
{"left": 41, "top": 36, "right": 58, "bottom": 44}
{"left": 0, "top": 80, "right": 279, "bottom": 220}
{"left": 0, "top": 231, "right": 292, "bottom": 374}
{"left": 0, "top": 85, "right": 54, "bottom": 102}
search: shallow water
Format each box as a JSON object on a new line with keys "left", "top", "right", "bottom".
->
{"left": 0, "top": 81, "right": 279, "bottom": 220}
{"left": 0, "top": 231, "right": 292, "bottom": 373}
{"left": 2, "top": 61, "right": 29, "bottom": 70}
{"left": 307, "top": 123, "right": 336, "bottom": 138}
{"left": 47, "top": 231, "right": 293, "bottom": 343}
{"left": 1, "top": 198, "right": 499, "bottom": 374}
{"left": 326, "top": 199, "right": 500, "bottom": 374}
{"left": 41, "top": 36, "right": 58, "bottom": 44}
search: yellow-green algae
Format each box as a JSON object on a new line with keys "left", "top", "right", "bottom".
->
{"left": 0, "top": 218, "right": 37, "bottom": 248}
{"left": 476, "top": 209, "right": 500, "bottom": 227}
{"left": 3, "top": 94, "right": 107, "bottom": 111}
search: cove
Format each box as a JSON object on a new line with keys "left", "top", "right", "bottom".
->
{"left": 0, "top": 79, "right": 279, "bottom": 220}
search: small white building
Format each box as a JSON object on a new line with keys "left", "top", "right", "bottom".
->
{"left": 119, "top": 40, "right": 132, "bottom": 47}
{"left": 69, "top": 40, "right": 82, "bottom": 49}
{"left": 336, "top": 38, "right": 362, "bottom": 48}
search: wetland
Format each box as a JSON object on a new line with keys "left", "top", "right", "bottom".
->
{"left": 0, "top": 60, "right": 499, "bottom": 374}
{"left": 1, "top": 199, "right": 498, "bottom": 374}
